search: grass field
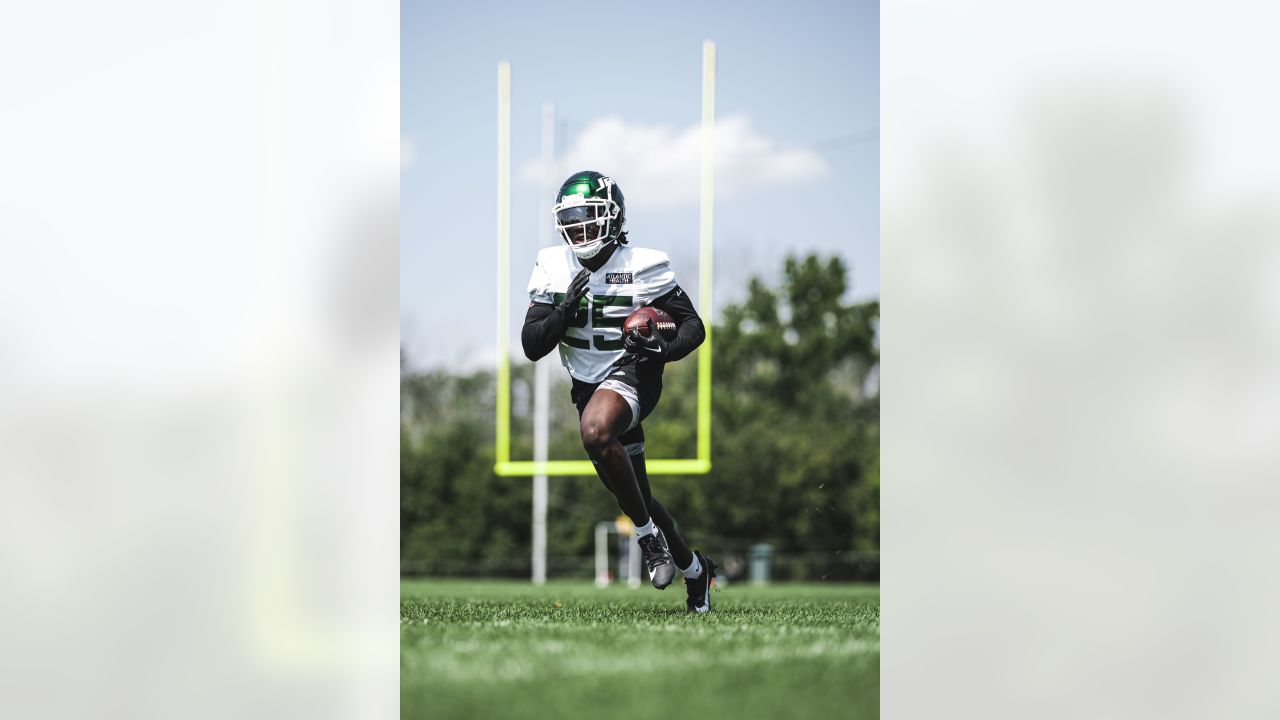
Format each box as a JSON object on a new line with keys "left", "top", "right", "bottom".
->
{"left": 401, "top": 579, "right": 879, "bottom": 719}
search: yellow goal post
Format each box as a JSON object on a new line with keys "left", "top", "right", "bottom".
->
{"left": 493, "top": 42, "right": 717, "bottom": 477}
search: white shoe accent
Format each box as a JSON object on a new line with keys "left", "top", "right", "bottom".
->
{"left": 680, "top": 553, "right": 703, "bottom": 579}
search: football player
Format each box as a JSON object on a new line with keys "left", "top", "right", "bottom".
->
{"left": 522, "top": 171, "right": 716, "bottom": 613}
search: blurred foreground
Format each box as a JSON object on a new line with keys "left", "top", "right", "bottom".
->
{"left": 401, "top": 579, "right": 880, "bottom": 720}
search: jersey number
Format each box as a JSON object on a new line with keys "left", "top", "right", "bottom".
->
{"left": 551, "top": 293, "right": 632, "bottom": 351}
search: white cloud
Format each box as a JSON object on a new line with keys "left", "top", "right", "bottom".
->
{"left": 519, "top": 114, "right": 828, "bottom": 210}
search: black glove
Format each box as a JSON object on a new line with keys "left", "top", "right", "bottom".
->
{"left": 557, "top": 268, "right": 591, "bottom": 315}
{"left": 624, "top": 319, "right": 670, "bottom": 361}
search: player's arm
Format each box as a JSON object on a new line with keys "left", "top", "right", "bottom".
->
{"left": 647, "top": 285, "right": 704, "bottom": 362}
{"left": 521, "top": 303, "right": 568, "bottom": 361}
{"left": 521, "top": 268, "right": 591, "bottom": 361}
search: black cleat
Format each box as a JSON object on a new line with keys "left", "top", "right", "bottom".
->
{"left": 637, "top": 531, "right": 677, "bottom": 589}
{"left": 685, "top": 552, "right": 717, "bottom": 613}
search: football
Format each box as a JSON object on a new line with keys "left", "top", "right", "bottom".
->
{"left": 622, "top": 306, "right": 677, "bottom": 340}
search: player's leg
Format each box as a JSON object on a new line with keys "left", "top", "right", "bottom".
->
{"left": 591, "top": 436, "right": 696, "bottom": 574}
{"left": 576, "top": 379, "right": 651, "bottom": 524}
{"left": 574, "top": 378, "right": 637, "bottom": 517}
{"left": 628, "top": 451, "right": 694, "bottom": 570}
{"left": 580, "top": 388, "right": 677, "bottom": 589}
{"left": 579, "top": 389, "right": 650, "bottom": 527}
{"left": 632, "top": 450, "right": 712, "bottom": 611}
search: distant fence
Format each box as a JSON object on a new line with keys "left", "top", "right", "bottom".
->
{"left": 401, "top": 550, "right": 879, "bottom": 583}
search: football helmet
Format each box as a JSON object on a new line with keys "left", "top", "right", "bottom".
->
{"left": 553, "top": 171, "right": 626, "bottom": 260}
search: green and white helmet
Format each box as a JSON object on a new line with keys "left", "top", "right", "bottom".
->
{"left": 552, "top": 171, "right": 626, "bottom": 260}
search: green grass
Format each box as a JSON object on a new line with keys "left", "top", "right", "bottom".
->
{"left": 401, "top": 579, "right": 879, "bottom": 719}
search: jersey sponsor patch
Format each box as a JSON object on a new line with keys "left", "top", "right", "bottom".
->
{"left": 605, "top": 272, "right": 633, "bottom": 284}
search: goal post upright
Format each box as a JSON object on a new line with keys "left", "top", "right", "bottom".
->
{"left": 531, "top": 100, "right": 555, "bottom": 586}
{"left": 495, "top": 61, "right": 512, "bottom": 467}
{"left": 696, "top": 40, "right": 715, "bottom": 467}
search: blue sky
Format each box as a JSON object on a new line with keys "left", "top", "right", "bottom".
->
{"left": 402, "top": 0, "right": 879, "bottom": 369}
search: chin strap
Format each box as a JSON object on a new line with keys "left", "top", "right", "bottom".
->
{"left": 573, "top": 236, "right": 618, "bottom": 261}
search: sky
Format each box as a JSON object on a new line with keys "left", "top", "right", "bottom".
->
{"left": 402, "top": 0, "right": 879, "bottom": 370}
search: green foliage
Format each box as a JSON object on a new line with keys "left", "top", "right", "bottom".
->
{"left": 705, "top": 255, "right": 880, "bottom": 563}
{"left": 400, "top": 371, "right": 525, "bottom": 572}
{"left": 400, "top": 253, "right": 879, "bottom": 577}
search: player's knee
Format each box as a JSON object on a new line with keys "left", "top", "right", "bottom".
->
{"left": 580, "top": 421, "right": 615, "bottom": 457}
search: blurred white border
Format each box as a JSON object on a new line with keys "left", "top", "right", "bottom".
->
{"left": 885, "top": 1, "right": 1280, "bottom": 717}
{"left": 0, "top": 2, "right": 399, "bottom": 717}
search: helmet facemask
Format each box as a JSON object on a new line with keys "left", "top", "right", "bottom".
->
{"left": 553, "top": 184, "right": 622, "bottom": 260}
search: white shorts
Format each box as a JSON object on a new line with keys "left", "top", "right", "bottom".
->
{"left": 598, "top": 379, "right": 642, "bottom": 432}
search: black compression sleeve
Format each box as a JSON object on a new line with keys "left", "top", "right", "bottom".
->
{"left": 650, "top": 286, "right": 705, "bottom": 363}
{"left": 521, "top": 302, "right": 570, "bottom": 361}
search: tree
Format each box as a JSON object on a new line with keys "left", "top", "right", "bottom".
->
{"left": 650, "top": 255, "right": 880, "bottom": 578}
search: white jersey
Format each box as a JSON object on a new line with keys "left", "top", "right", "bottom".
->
{"left": 527, "top": 245, "right": 679, "bottom": 383}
